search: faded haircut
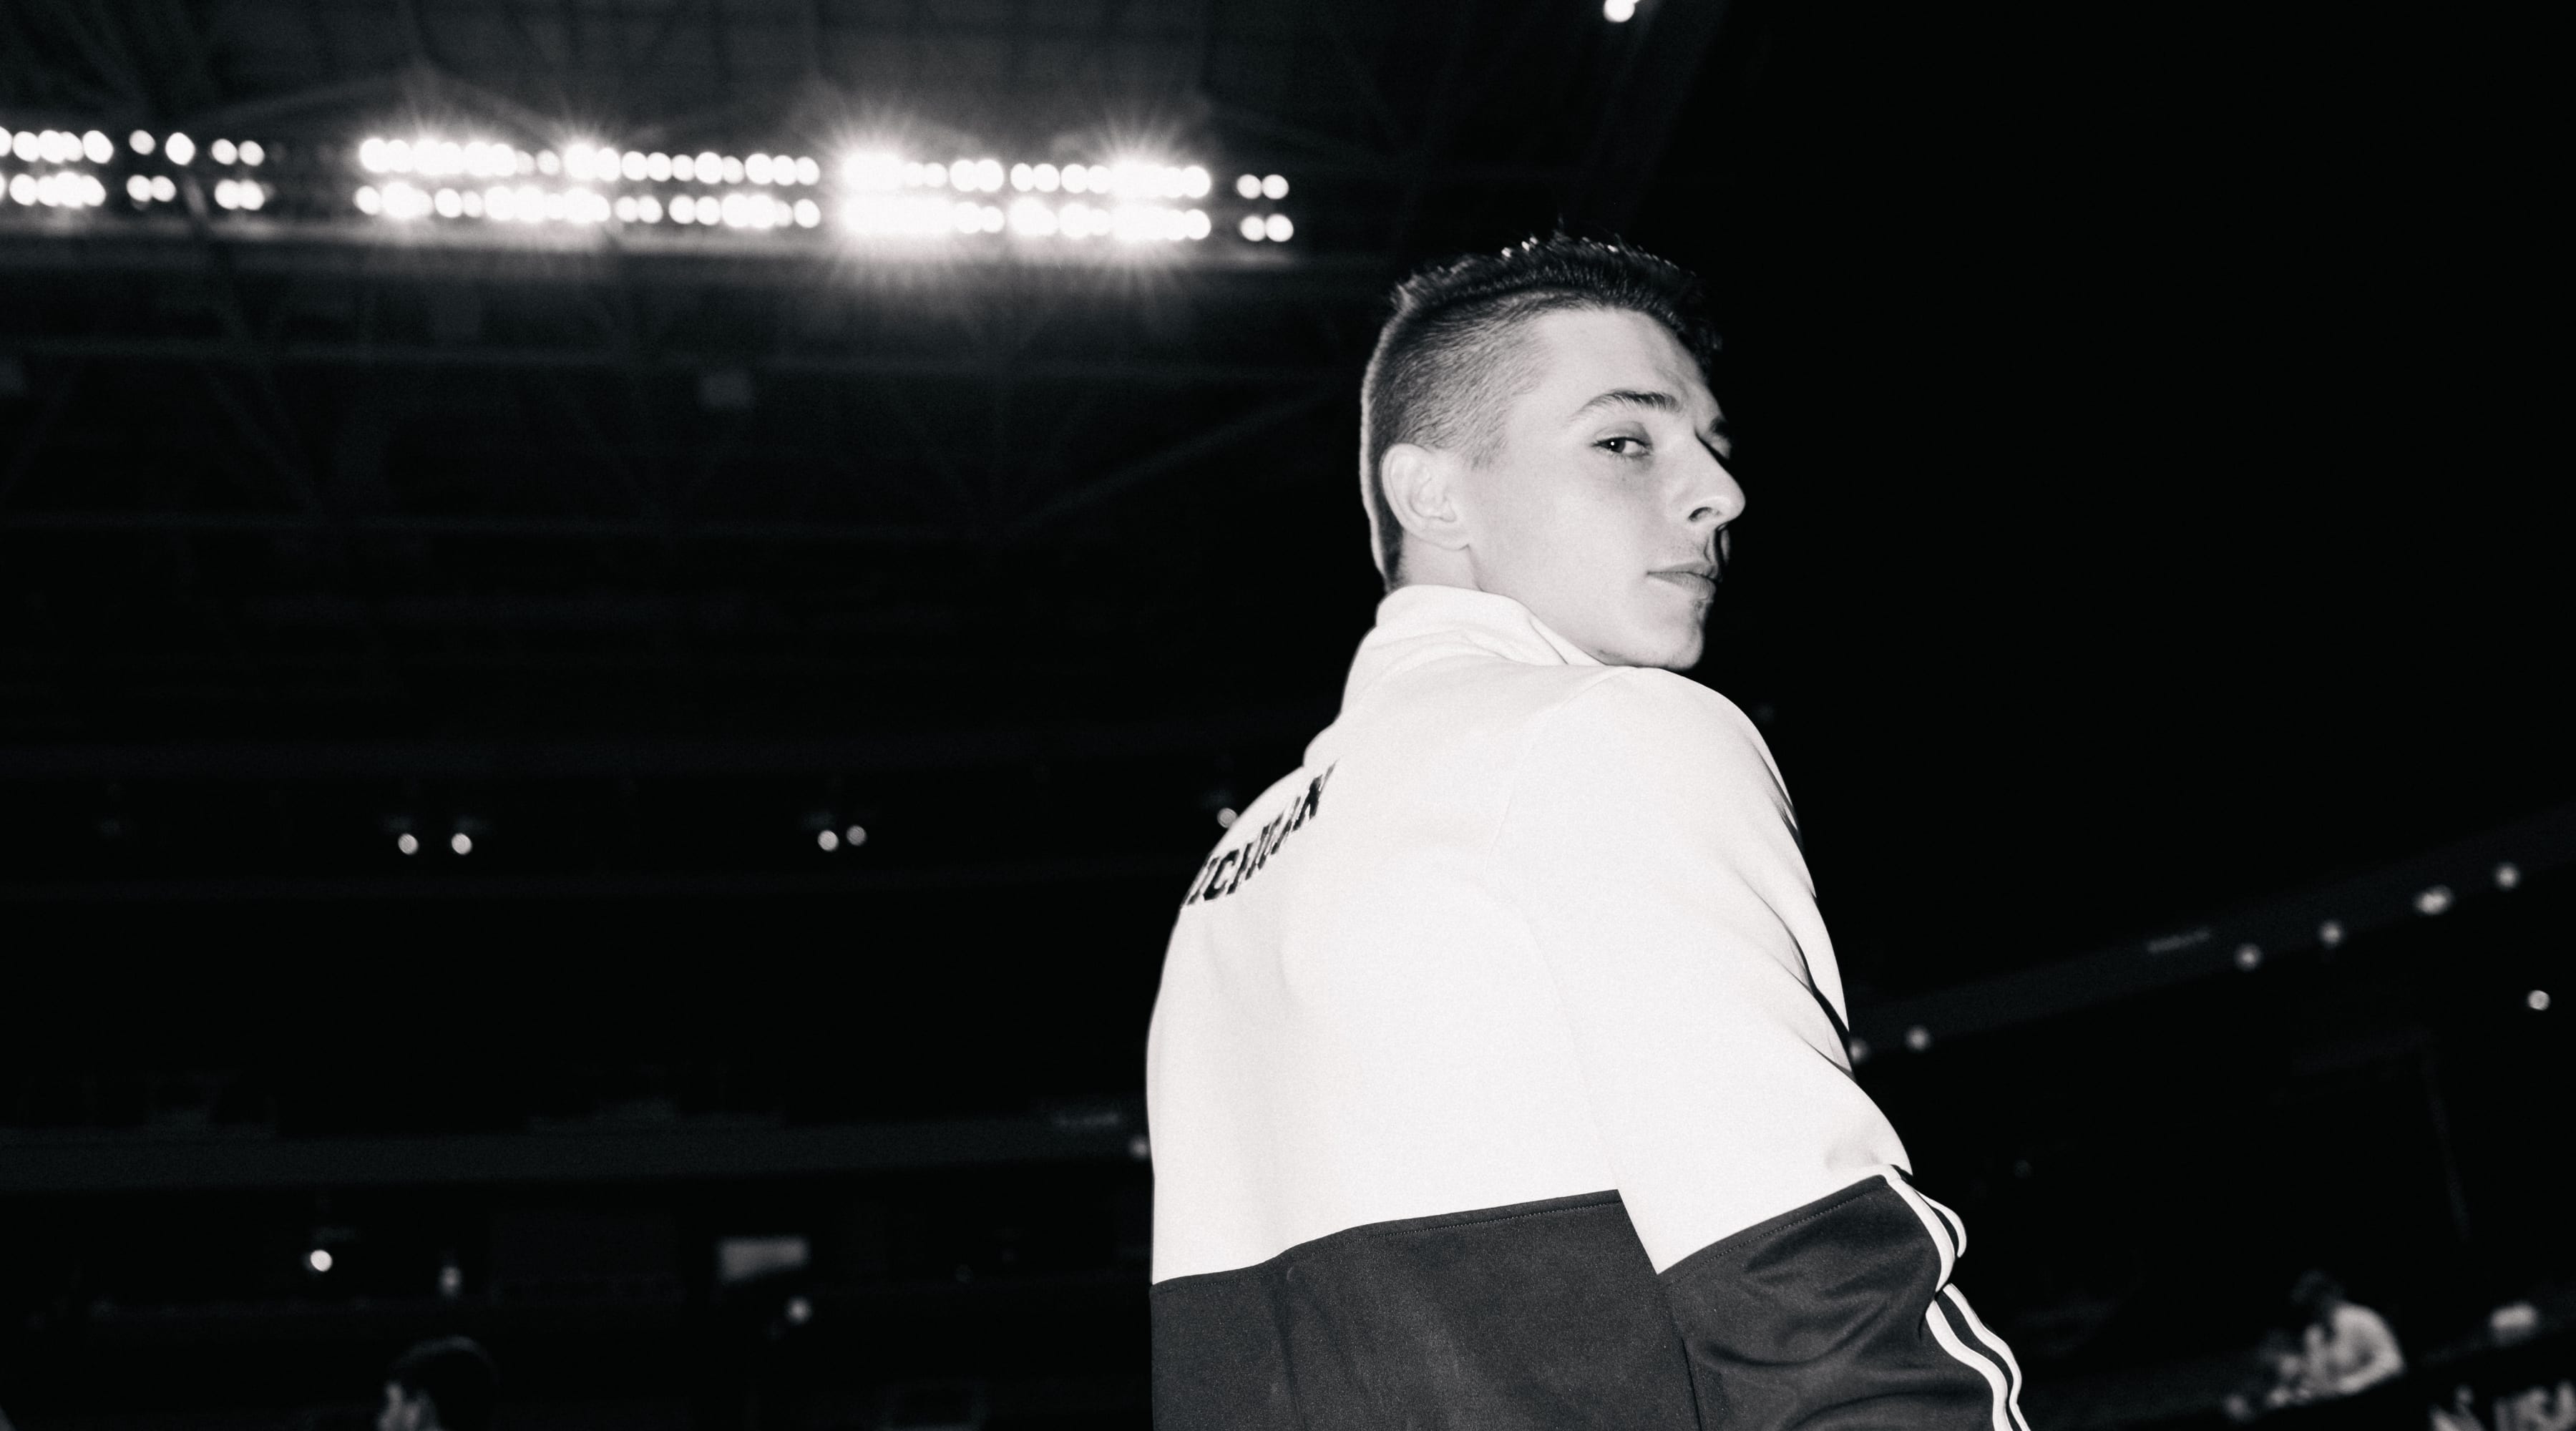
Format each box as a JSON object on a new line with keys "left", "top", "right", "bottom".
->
{"left": 1358, "top": 233, "right": 1719, "bottom": 587}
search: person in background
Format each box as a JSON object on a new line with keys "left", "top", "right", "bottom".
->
{"left": 377, "top": 1335, "right": 498, "bottom": 1431}
{"left": 2292, "top": 1271, "right": 2406, "bottom": 1399}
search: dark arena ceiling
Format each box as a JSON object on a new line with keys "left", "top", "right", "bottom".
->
{"left": 2, "top": 0, "right": 2568, "bottom": 1013}
{"left": 0, "top": 0, "right": 2570, "bottom": 1425}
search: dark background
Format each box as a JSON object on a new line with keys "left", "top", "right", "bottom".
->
{"left": 1, "top": 0, "right": 2565, "bottom": 1425}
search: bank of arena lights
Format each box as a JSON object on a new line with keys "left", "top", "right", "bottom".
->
{"left": 2, "top": 120, "right": 268, "bottom": 214}
{"left": 837, "top": 151, "right": 1216, "bottom": 243}
{"left": 8, "top": 118, "right": 1292, "bottom": 252}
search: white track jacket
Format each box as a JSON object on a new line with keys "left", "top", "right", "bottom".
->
{"left": 1146, "top": 584, "right": 2026, "bottom": 1430}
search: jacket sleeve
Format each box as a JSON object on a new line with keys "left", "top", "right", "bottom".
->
{"left": 1488, "top": 669, "right": 2026, "bottom": 1429}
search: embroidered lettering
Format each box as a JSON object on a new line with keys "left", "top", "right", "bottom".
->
{"left": 1179, "top": 762, "right": 1338, "bottom": 909}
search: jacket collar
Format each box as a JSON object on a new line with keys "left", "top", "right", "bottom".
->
{"left": 1343, "top": 583, "right": 1600, "bottom": 708}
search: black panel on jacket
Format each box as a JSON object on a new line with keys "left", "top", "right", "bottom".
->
{"left": 1151, "top": 1191, "right": 1699, "bottom": 1430}
{"left": 1153, "top": 1178, "right": 2014, "bottom": 1430}
{"left": 1659, "top": 1177, "right": 2004, "bottom": 1429}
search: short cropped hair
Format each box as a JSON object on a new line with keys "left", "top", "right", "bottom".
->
{"left": 389, "top": 1335, "right": 498, "bottom": 1431}
{"left": 1358, "top": 234, "right": 1719, "bottom": 585}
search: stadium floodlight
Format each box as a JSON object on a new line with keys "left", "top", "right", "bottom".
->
{"left": 1010, "top": 196, "right": 1059, "bottom": 236}
{"left": 1239, "top": 214, "right": 1265, "bottom": 241}
{"left": 9, "top": 132, "right": 34, "bottom": 162}
{"left": 354, "top": 185, "right": 382, "bottom": 214}
{"left": 1264, "top": 213, "right": 1294, "bottom": 242}
{"left": 150, "top": 175, "right": 174, "bottom": 200}
{"left": 129, "top": 129, "right": 155, "bottom": 155}
{"left": 125, "top": 174, "right": 151, "bottom": 202}
{"left": 844, "top": 152, "right": 904, "bottom": 192}
{"left": 83, "top": 130, "right": 113, "bottom": 162}
{"left": 748, "top": 153, "right": 775, "bottom": 184}
{"left": 1261, "top": 173, "right": 1288, "bottom": 200}
{"left": 239, "top": 140, "right": 264, "bottom": 166}
{"left": 1604, "top": 0, "right": 1638, "bottom": 19}
{"left": 1236, "top": 173, "right": 1261, "bottom": 199}
{"left": 647, "top": 152, "right": 672, "bottom": 180}
{"left": 211, "top": 137, "right": 238, "bottom": 165}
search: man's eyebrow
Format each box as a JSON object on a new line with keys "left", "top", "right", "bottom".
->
{"left": 1569, "top": 388, "right": 1683, "bottom": 421}
{"left": 1571, "top": 388, "right": 1735, "bottom": 448}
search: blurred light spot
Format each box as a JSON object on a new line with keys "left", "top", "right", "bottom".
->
{"left": 1215, "top": 807, "right": 1239, "bottom": 829}
{"left": 1263, "top": 213, "right": 1294, "bottom": 242}
{"left": 1904, "top": 1025, "right": 1931, "bottom": 1053}
{"left": 2317, "top": 918, "right": 2344, "bottom": 949}
{"left": 1128, "top": 1133, "right": 1152, "bottom": 1161}
{"left": 784, "top": 1294, "right": 813, "bottom": 1326}
{"left": 2532, "top": 990, "right": 2552, "bottom": 1012}
{"left": 2495, "top": 861, "right": 2522, "bottom": 891}
{"left": 2234, "top": 942, "right": 2263, "bottom": 971}
{"left": 1260, "top": 173, "right": 1288, "bottom": 200}
{"left": 165, "top": 133, "right": 195, "bottom": 165}
{"left": 2414, "top": 884, "right": 2454, "bottom": 916}
{"left": 1846, "top": 1037, "right": 1870, "bottom": 1065}
{"left": 816, "top": 829, "right": 840, "bottom": 851}
{"left": 449, "top": 832, "right": 473, "bottom": 855}
{"left": 396, "top": 832, "right": 419, "bottom": 856}
{"left": 844, "top": 825, "right": 868, "bottom": 848}
{"left": 1605, "top": 0, "right": 1639, "bottom": 18}
{"left": 1236, "top": 173, "right": 1261, "bottom": 199}
{"left": 129, "top": 130, "right": 155, "bottom": 155}
{"left": 306, "top": 1249, "right": 333, "bottom": 1273}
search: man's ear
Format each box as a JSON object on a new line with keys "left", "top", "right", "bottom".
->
{"left": 1380, "top": 442, "right": 1470, "bottom": 553}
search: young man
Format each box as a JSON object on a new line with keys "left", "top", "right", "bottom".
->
{"left": 1145, "top": 236, "right": 2027, "bottom": 1427}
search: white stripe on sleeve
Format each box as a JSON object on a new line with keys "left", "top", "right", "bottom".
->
{"left": 1945, "top": 1286, "right": 2031, "bottom": 1431}
{"left": 1925, "top": 1297, "right": 2015, "bottom": 1431}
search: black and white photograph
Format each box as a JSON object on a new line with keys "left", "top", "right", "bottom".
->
{"left": 0, "top": 0, "right": 2563, "bottom": 1426}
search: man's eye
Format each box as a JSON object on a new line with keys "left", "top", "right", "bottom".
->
{"left": 1596, "top": 436, "right": 1647, "bottom": 455}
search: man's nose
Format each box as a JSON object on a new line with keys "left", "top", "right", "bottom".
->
{"left": 1683, "top": 439, "right": 1746, "bottom": 529}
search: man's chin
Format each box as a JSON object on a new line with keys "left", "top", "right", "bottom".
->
{"left": 1593, "top": 630, "right": 1704, "bottom": 670}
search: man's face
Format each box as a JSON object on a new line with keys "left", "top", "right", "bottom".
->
{"left": 379, "top": 1382, "right": 432, "bottom": 1431}
{"left": 1453, "top": 307, "right": 1744, "bottom": 669}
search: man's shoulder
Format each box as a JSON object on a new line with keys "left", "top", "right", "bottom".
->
{"left": 1531, "top": 667, "right": 1763, "bottom": 757}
